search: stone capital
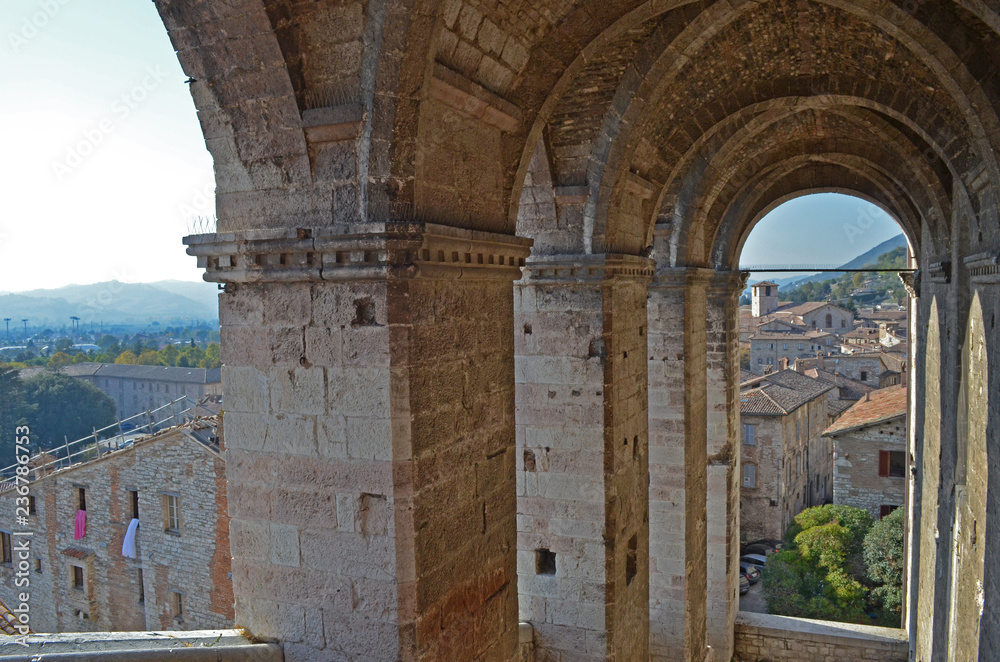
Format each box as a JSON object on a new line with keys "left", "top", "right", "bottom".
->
{"left": 898, "top": 271, "right": 920, "bottom": 298}
{"left": 521, "top": 253, "right": 655, "bottom": 285}
{"left": 184, "top": 223, "right": 533, "bottom": 284}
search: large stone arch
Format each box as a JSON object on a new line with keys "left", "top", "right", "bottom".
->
{"left": 161, "top": 1, "right": 1000, "bottom": 660}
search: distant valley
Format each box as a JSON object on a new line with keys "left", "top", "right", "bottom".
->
{"left": 0, "top": 280, "right": 219, "bottom": 327}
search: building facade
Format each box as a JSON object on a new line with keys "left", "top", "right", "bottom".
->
{"left": 739, "top": 370, "right": 833, "bottom": 542}
{"left": 748, "top": 330, "right": 836, "bottom": 375}
{"left": 0, "top": 418, "right": 232, "bottom": 633}
{"left": 23, "top": 364, "right": 223, "bottom": 420}
{"left": 825, "top": 387, "right": 908, "bottom": 519}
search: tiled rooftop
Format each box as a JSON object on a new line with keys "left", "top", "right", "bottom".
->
{"left": 823, "top": 386, "right": 907, "bottom": 436}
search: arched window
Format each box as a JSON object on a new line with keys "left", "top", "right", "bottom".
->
{"left": 825, "top": 313, "right": 833, "bottom": 328}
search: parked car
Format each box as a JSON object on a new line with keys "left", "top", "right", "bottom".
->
{"left": 744, "top": 539, "right": 783, "bottom": 553}
{"left": 740, "top": 553, "right": 769, "bottom": 569}
{"left": 739, "top": 573, "right": 750, "bottom": 595}
{"left": 740, "top": 562, "right": 761, "bottom": 584}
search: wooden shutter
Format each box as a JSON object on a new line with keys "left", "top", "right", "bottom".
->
{"left": 879, "top": 450, "right": 890, "bottom": 477}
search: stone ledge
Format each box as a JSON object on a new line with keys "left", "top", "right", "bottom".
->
{"left": 0, "top": 630, "right": 282, "bottom": 661}
{"left": 521, "top": 253, "right": 655, "bottom": 284}
{"left": 429, "top": 63, "right": 522, "bottom": 132}
{"left": 964, "top": 251, "right": 1000, "bottom": 284}
{"left": 734, "top": 611, "right": 908, "bottom": 661}
{"left": 184, "top": 224, "right": 533, "bottom": 284}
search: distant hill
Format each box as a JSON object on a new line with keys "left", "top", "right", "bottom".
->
{"left": 0, "top": 280, "right": 219, "bottom": 326}
{"left": 745, "top": 233, "right": 908, "bottom": 296}
{"left": 780, "top": 234, "right": 908, "bottom": 289}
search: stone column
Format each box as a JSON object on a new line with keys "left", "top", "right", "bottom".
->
{"left": 647, "top": 267, "right": 714, "bottom": 662}
{"left": 186, "top": 224, "right": 532, "bottom": 662}
{"left": 514, "top": 254, "right": 652, "bottom": 661}
{"left": 704, "top": 272, "right": 746, "bottom": 660}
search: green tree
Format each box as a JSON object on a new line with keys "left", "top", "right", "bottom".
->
{"left": 137, "top": 350, "right": 165, "bottom": 366}
{"left": 20, "top": 372, "right": 116, "bottom": 450}
{"left": 203, "top": 342, "right": 221, "bottom": 369}
{"left": 115, "top": 350, "right": 138, "bottom": 365}
{"left": 763, "top": 505, "right": 873, "bottom": 623}
{"left": 162, "top": 344, "right": 180, "bottom": 366}
{"left": 47, "top": 352, "right": 74, "bottom": 370}
{"left": 55, "top": 337, "right": 73, "bottom": 352}
{"left": 73, "top": 352, "right": 90, "bottom": 364}
{"left": 0, "top": 366, "right": 35, "bottom": 459}
{"left": 863, "top": 507, "right": 905, "bottom": 625}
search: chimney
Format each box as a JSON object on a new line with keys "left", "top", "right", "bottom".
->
{"left": 865, "top": 391, "right": 870, "bottom": 402}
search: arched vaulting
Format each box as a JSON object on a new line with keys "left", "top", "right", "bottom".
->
{"left": 162, "top": 0, "right": 1000, "bottom": 660}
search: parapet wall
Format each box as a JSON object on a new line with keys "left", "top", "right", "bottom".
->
{"left": 734, "top": 611, "right": 908, "bottom": 662}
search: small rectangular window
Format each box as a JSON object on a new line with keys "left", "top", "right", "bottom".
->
{"left": 783, "top": 343, "right": 788, "bottom": 350}
{"left": 535, "top": 548, "right": 557, "bottom": 575}
{"left": 138, "top": 569, "right": 145, "bottom": 603}
{"left": 129, "top": 490, "right": 140, "bottom": 520}
{"left": 743, "top": 424, "right": 756, "bottom": 446}
{"left": 0, "top": 532, "right": 11, "bottom": 565}
{"left": 72, "top": 565, "right": 84, "bottom": 590}
{"left": 861, "top": 371, "right": 868, "bottom": 381}
{"left": 163, "top": 494, "right": 180, "bottom": 533}
{"left": 34, "top": 558, "right": 41, "bottom": 573}
{"left": 880, "top": 504, "right": 899, "bottom": 518}
{"left": 77, "top": 487, "right": 87, "bottom": 512}
{"left": 173, "top": 592, "right": 184, "bottom": 621}
{"left": 879, "top": 451, "right": 906, "bottom": 478}
{"left": 798, "top": 343, "right": 804, "bottom": 350}
{"left": 743, "top": 464, "right": 757, "bottom": 488}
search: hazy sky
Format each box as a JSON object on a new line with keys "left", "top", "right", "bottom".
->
{"left": 0, "top": 4, "right": 903, "bottom": 293}
{"left": 1, "top": 0, "right": 214, "bottom": 292}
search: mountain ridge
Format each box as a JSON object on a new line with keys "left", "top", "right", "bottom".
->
{"left": 0, "top": 280, "right": 219, "bottom": 326}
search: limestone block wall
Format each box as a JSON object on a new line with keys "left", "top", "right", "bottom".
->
{"left": 734, "top": 612, "right": 907, "bottom": 662}
{"left": 831, "top": 419, "right": 907, "bottom": 518}
{"left": 739, "top": 415, "right": 786, "bottom": 542}
{"left": 0, "top": 425, "right": 232, "bottom": 634}
{"left": 513, "top": 259, "right": 651, "bottom": 661}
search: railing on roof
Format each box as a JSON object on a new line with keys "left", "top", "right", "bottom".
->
{"left": 0, "top": 396, "right": 211, "bottom": 487}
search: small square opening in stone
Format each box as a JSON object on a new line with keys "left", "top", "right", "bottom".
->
{"left": 536, "top": 548, "right": 556, "bottom": 576}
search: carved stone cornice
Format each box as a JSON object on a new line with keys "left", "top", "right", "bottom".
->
{"left": 183, "top": 224, "right": 533, "bottom": 284}
{"left": 898, "top": 271, "right": 920, "bottom": 298}
{"left": 964, "top": 252, "right": 1000, "bottom": 285}
{"left": 521, "top": 254, "right": 655, "bottom": 285}
{"left": 927, "top": 261, "right": 951, "bottom": 284}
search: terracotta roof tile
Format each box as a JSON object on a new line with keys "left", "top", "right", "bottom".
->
{"left": 823, "top": 386, "right": 907, "bottom": 436}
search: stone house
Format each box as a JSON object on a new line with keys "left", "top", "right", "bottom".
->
{"left": 748, "top": 330, "right": 836, "bottom": 375}
{"left": 739, "top": 370, "right": 834, "bottom": 542}
{"left": 0, "top": 417, "right": 232, "bottom": 633}
{"left": 824, "top": 387, "right": 908, "bottom": 519}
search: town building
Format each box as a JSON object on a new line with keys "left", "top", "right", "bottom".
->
{"left": 824, "top": 387, "right": 908, "bottom": 519}
{"left": 20, "top": 364, "right": 221, "bottom": 420}
{"left": 748, "top": 330, "right": 836, "bottom": 375}
{"left": 739, "top": 370, "right": 834, "bottom": 542}
{"left": 0, "top": 417, "right": 232, "bottom": 633}
{"left": 748, "top": 286, "right": 856, "bottom": 331}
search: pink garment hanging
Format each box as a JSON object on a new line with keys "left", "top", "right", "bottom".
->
{"left": 74, "top": 509, "right": 86, "bottom": 540}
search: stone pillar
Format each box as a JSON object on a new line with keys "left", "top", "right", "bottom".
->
{"left": 704, "top": 272, "right": 745, "bottom": 659}
{"left": 647, "top": 267, "right": 713, "bottom": 662}
{"left": 186, "top": 224, "right": 532, "bottom": 662}
{"left": 514, "top": 254, "right": 652, "bottom": 661}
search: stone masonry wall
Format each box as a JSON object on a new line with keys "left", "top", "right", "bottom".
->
{"left": 831, "top": 418, "right": 907, "bottom": 518}
{"left": 0, "top": 424, "right": 232, "bottom": 634}
{"left": 734, "top": 612, "right": 907, "bottom": 662}
{"left": 739, "top": 414, "right": 785, "bottom": 543}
